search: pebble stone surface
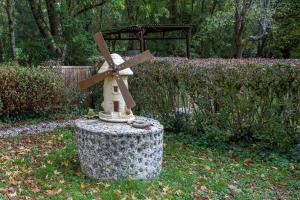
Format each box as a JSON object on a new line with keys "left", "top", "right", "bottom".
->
{"left": 74, "top": 116, "right": 164, "bottom": 180}
{"left": 0, "top": 120, "right": 74, "bottom": 138}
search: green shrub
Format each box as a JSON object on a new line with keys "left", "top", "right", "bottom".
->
{"left": 0, "top": 65, "right": 66, "bottom": 118}
{"left": 130, "top": 61, "right": 300, "bottom": 152}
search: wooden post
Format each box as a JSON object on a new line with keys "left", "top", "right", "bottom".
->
{"left": 139, "top": 29, "right": 146, "bottom": 52}
{"left": 186, "top": 27, "right": 192, "bottom": 59}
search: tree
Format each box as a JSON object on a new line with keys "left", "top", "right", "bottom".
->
{"left": 168, "top": 0, "right": 177, "bottom": 23}
{"left": 125, "top": 0, "right": 139, "bottom": 50}
{"left": 27, "top": 0, "right": 62, "bottom": 57}
{"left": 249, "top": 0, "right": 273, "bottom": 57}
{"left": 272, "top": 0, "right": 300, "bottom": 58}
{"left": 6, "top": 0, "right": 16, "bottom": 60}
{"left": 0, "top": 37, "right": 3, "bottom": 63}
{"left": 45, "top": 0, "right": 62, "bottom": 37}
{"left": 234, "top": 0, "right": 252, "bottom": 58}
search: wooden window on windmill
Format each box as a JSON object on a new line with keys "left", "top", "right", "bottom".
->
{"left": 113, "top": 101, "right": 119, "bottom": 112}
{"left": 113, "top": 86, "right": 119, "bottom": 94}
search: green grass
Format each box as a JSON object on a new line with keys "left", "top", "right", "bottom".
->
{"left": 0, "top": 128, "right": 299, "bottom": 199}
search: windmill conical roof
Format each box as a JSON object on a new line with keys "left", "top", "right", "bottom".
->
{"left": 98, "top": 53, "right": 133, "bottom": 75}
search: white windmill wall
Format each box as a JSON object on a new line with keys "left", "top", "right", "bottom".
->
{"left": 103, "top": 76, "right": 128, "bottom": 115}
{"left": 99, "top": 53, "right": 134, "bottom": 122}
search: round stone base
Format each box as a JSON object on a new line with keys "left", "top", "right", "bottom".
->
{"left": 74, "top": 116, "right": 164, "bottom": 180}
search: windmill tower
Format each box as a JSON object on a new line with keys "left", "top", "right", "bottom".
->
{"left": 99, "top": 54, "right": 134, "bottom": 122}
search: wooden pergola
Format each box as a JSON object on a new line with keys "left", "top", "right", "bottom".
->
{"left": 102, "top": 24, "right": 192, "bottom": 58}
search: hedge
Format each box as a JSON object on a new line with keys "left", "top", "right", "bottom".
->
{"left": 0, "top": 65, "right": 67, "bottom": 118}
{"left": 128, "top": 61, "right": 300, "bottom": 152}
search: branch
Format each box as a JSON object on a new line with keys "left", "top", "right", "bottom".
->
{"left": 74, "top": 0, "right": 107, "bottom": 17}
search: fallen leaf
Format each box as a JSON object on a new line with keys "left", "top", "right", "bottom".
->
{"left": 8, "top": 177, "right": 17, "bottom": 185}
{"left": 131, "top": 194, "right": 137, "bottom": 200}
{"left": 46, "top": 188, "right": 62, "bottom": 196}
{"left": 54, "top": 170, "right": 61, "bottom": 175}
{"left": 189, "top": 170, "right": 195, "bottom": 175}
{"left": 181, "top": 144, "right": 187, "bottom": 149}
{"left": 90, "top": 187, "right": 100, "bottom": 193}
{"left": 162, "top": 186, "right": 172, "bottom": 194}
{"left": 289, "top": 163, "right": 295, "bottom": 170}
{"left": 199, "top": 156, "right": 207, "bottom": 160}
{"left": 204, "top": 165, "right": 211, "bottom": 171}
{"left": 32, "top": 185, "right": 40, "bottom": 193}
{"left": 80, "top": 183, "right": 86, "bottom": 190}
{"left": 102, "top": 182, "right": 110, "bottom": 188}
{"left": 200, "top": 186, "right": 207, "bottom": 191}
{"left": 193, "top": 193, "right": 210, "bottom": 200}
{"left": 175, "top": 189, "right": 183, "bottom": 196}
{"left": 47, "top": 140, "right": 53, "bottom": 145}
{"left": 243, "top": 158, "right": 253, "bottom": 167}
{"left": 113, "top": 189, "right": 122, "bottom": 196}
{"left": 7, "top": 191, "right": 17, "bottom": 198}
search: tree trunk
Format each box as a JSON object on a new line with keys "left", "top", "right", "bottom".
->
{"left": 45, "top": 0, "right": 62, "bottom": 37}
{"left": 281, "top": 48, "right": 291, "bottom": 59}
{"left": 210, "top": 0, "right": 218, "bottom": 15}
{"left": 235, "top": 43, "right": 244, "bottom": 58}
{"left": 6, "top": 0, "right": 16, "bottom": 60}
{"left": 125, "top": 0, "right": 138, "bottom": 50}
{"left": 201, "top": 0, "right": 206, "bottom": 13}
{"left": 0, "top": 37, "right": 4, "bottom": 63}
{"left": 169, "top": 0, "right": 177, "bottom": 23}
{"left": 27, "top": 0, "right": 62, "bottom": 56}
{"left": 234, "top": 0, "right": 252, "bottom": 58}
{"left": 256, "top": 35, "right": 267, "bottom": 57}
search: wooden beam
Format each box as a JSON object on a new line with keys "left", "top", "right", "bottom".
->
{"left": 186, "top": 27, "right": 192, "bottom": 59}
{"left": 104, "top": 37, "right": 187, "bottom": 41}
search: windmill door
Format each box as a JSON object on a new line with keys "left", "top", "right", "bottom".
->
{"left": 113, "top": 101, "right": 119, "bottom": 112}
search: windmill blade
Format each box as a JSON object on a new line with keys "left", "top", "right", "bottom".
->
{"left": 94, "top": 32, "right": 115, "bottom": 69}
{"left": 117, "top": 50, "right": 153, "bottom": 71}
{"left": 114, "top": 72, "right": 136, "bottom": 109}
{"left": 78, "top": 69, "right": 113, "bottom": 90}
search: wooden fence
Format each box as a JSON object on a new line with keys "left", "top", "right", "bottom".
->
{"left": 56, "top": 66, "right": 97, "bottom": 107}
{"left": 58, "top": 66, "right": 97, "bottom": 88}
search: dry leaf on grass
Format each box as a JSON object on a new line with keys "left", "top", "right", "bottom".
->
{"left": 243, "top": 158, "right": 253, "bottom": 167}
{"left": 162, "top": 186, "right": 172, "bottom": 194}
{"left": 113, "top": 189, "right": 122, "bottom": 196}
{"left": 80, "top": 183, "right": 86, "bottom": 190}
{"left": 46, "top": 188, "right": 62, "bottom": 196}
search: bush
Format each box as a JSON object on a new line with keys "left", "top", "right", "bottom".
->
{"left": 130, "top": 61, "right": 300, "bottom": 152}
{"left": 0, "top": 65, "right": 67, "bottom": 118}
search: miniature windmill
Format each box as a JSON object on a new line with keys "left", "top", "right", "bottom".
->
{"left": 79, "top": 32, "right": 153, "bottom": 122}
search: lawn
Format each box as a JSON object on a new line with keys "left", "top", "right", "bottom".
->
{"left": 0, "top": 128, "right": 299, "bottom": 200}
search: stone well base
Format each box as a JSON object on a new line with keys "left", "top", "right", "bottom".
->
{"left": 74, "top": 117, "right": 164, "bottom": 180}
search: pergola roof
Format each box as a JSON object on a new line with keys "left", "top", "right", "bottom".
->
{"left": 102, "top": 24, "right": 192, "bottom": 58}
{"left": 103, "top": 24, "right": 192, "bottom": 35}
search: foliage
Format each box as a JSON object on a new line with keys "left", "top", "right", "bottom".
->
{"left": 129, "top": 60, "right": 300, "bottom": 152}
{"left": 0, "top": 64, "right": 67, "bottom": 119}
{"left": 0, "top": 128, "right": 299, "bottom": 199}
{"left": 1, "top": 0, "right": 300, "bottom": 65}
